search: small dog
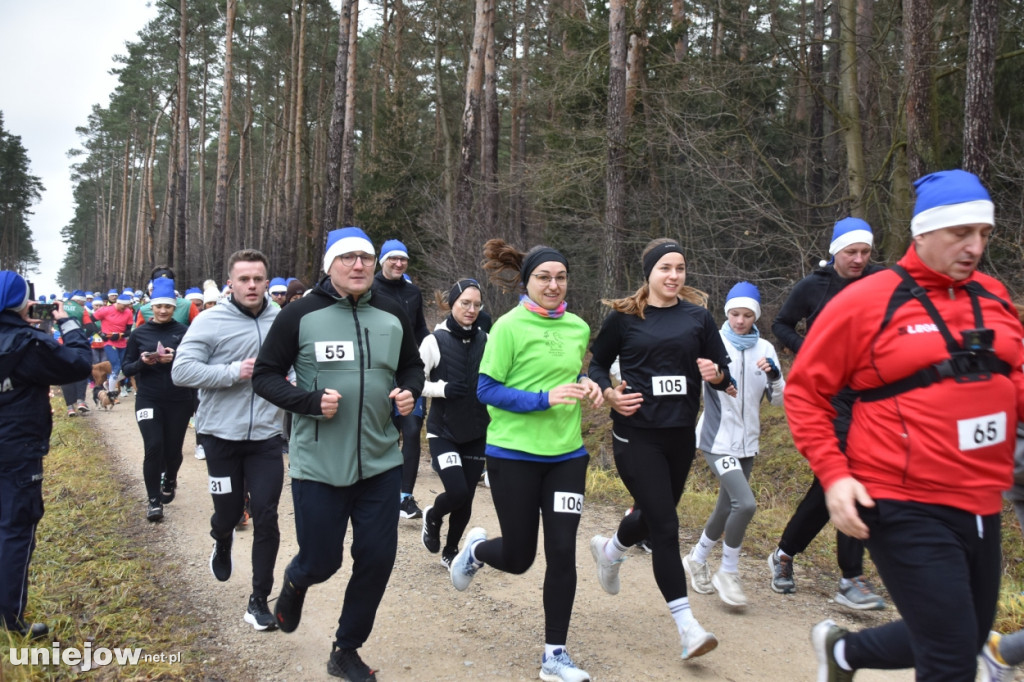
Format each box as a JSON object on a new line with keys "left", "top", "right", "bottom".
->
{"left": 91, "top": 361, "right": 118, "bottom": 411}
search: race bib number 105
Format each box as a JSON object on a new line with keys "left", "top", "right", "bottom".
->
{"left": 315, "top": 341, "right": 354, "bottom": 362}
{"left": 651, "top": 375, "right": 686, "bottom": 396}
{"left": 957, "top": 412, "right": 1007, "bottom": 451}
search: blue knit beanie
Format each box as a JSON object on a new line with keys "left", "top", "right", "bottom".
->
{"left": 379, "top": 239, "right": 409, "bottom": 264}
{"left": 323, "top": 227, "right": 375, "bottom": 273}
{"left": 724, "top": 281, "right": 761, "bottom": 320}
{"left": 0, "top": 271, "right": 30, "bottom": 312}
{"left": 911, "top": 170, "right": 994, "bottom": 237}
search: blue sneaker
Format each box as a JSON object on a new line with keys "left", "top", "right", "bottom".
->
{"left": 540, "top": 648, "right": 590, "bottom": 682}
{"left": 450, "top": 527, "right": 486, "bottom": 591}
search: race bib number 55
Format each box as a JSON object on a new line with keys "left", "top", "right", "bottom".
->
{"left": 957, "top": 412, "right": 1006, "bottom": 451}
{"left": 315, "top": 341, "right": 354, "bottom": 362}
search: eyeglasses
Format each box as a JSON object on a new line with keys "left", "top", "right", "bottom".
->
{"left": 338, "top": 253, "right": 377, "bottom": 267}
{"left": 530, "top": 274, "right": 568, "bottom": 286}
{"left": 457, "top": 300, "right": 484, "bottom": 311}
{"left": 386, "top": 256, "right": 409, "bottom": 264}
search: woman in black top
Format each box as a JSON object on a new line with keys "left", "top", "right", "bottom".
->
{"left": 418, "top": 279, "right": 490, "bottom": 568}
{"left": 123, "top": 279, "right": 196, "bottom": 521}
{"left": 588, "top": 238, "right": 732, "bottom": 663}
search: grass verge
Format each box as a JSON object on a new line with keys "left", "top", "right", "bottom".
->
{"left": 0, "top": 399, "right": 213, "bottom": 681}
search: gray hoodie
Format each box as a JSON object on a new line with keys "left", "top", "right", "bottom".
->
{"left": 171, "top": 295, "right": 284, "bottom": 441}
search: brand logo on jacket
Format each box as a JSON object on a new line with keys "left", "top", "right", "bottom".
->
{"left": 898, "top": 323, "right": 940, "bottom": 336}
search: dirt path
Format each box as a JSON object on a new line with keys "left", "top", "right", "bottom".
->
{"left": 90, "top": 396, "right": 912, "bottom": 681}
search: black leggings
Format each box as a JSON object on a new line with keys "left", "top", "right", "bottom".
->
{"left": 135, "top": 397, "right": 192, "bottom": 501}
{"left": 200, "top": 433, "right": 285, "bottom": 598}
{"left": 610, "top": 424, "right": 695, "bottom": 603}
{"left": 778, "top": 475, "right": 865, "bottom": 578}
{"left": 394, "top": 413, "right": 424, "bottom": 495}
{"left": 474, "top": 454, "right": 589, "bottom": 646}
{"left": 428, "top": 436, "right": 486, "bottom": 552}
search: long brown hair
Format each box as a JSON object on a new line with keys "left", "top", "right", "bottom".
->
{"left": 602, "top": 238, "right": 708, "bottom": 319}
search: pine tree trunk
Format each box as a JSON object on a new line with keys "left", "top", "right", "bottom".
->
{"left": 323, "top": 0, "right": 353, "bottom": 242}
{"left": 604, "top": 0, "right": 627, "bottom": 301}
{"left": 213, "top": 0, "right": 237, "bottom": 277}
{"left": 903, "top": 0, "right": 933, "bottom": 179}
{"left": 963, "top": 0, "right": 996, "bottom": 181}
{"left": 838, "top": 0, "right": 865, "bottom": 210}
{"left": 455, "top": 0, "right": 492, "bottom": 230}
{"left": 341, "top": 1, "right": 358, "bottom": 228}
{"left": 174, "top": 0, "right": 190, "bottom": 283}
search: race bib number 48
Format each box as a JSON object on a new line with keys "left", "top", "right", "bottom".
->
{"left": 651, "top": 375, "right": 686, "bottom": 396}
{"left": 315, "top": 341, "right": 354, "bottom": 362}
{"left": 957, "top": 412, "right": 1007, "bottom": 451}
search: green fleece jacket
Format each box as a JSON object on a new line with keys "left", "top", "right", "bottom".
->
{"left": 252, "top": 277, "right": 424, "bottom": 486}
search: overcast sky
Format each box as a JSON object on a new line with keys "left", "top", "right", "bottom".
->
{"left": 0, "top": 1, "right": 161, "bottom": 297}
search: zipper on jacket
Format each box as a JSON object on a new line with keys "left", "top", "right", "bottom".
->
{"left": 364, "top": 328, "right": 372, "bottom": 368}
{"left": 352, "top": 304, "right": 366, "bottom": 480}
{"left": 313, "top": 375, "right": 320, "bottom": 442}
{"left": 246, "top": 315, "right": 268, "bottom": 441}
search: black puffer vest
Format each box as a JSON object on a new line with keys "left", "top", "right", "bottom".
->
{"left": 426, "top": 328, "right": 490, "bottom": 443}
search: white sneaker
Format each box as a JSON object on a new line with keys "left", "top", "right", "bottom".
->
{"left": 540, "top": 648, "right": 590, "bottom": 682}
{"left": 450, "top": 527, "right": 486, "bottom": 591}
{"left": 195, "top": 444, "right": 206, "bottom": 460}
{"left": 589, "top": 535, "right": 624, "bottom": 595}
{"left": 712, "top": 569, "right": 747, "bottom": 607}
{"left": 682, "top": 548, "right": 715, "bottom": 595}
{"left": 680, "top": 619, "right": 718, "bottom": 660}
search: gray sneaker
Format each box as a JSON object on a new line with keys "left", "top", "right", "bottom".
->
{"left": 835, "top": 576, "right": 885, "bottom": 611}
{"left": 768, "top": 549, "right": 796, "bottom": 594}
{"left": 811, "top": 619, "right": 854, "bottom": 682}
{"left": 539, "top": 648, "right": 590, "bottom": 682}
{"left": 683, "top": 548, "right": 715, "bottom": 595}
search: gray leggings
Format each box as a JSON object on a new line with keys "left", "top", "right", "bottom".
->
{"left": 701, "top": 452, "right": 755, "bottom": 548}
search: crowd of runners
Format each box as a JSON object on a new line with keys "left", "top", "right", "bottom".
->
{"left": 2, "top": 168, "right": 1023, "bottom": 682}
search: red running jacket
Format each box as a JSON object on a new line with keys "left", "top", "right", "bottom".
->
{"left": 785, "top": 244, "right": 1024, "bottom": 515}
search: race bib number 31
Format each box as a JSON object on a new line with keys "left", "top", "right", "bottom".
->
{"left": 652, "top": 375, "right": 686, "bottom": 396}
{"left": 957, "top": 412, "right": 1007, "bottom": 451}
{"left": 553, "top": 491, "right": 584, "bottom": 515}
{"left": 209, "top": 476, "right": 233, "bottom": 495}
{"left": 315, "top": 341, "right": 354, "bottom": 362}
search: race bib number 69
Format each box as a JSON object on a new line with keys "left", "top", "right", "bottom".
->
{"left": 957, "top": 412, "right": 1007, "bottom": 451}
{"left": 315, "top": 341, "right": 354, "bottom": 362}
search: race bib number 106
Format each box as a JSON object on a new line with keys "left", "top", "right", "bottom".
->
{"left": 315, "top": 341, "right": 354, "bottom": 362}
{"left": 957, "top": 412, "right": 1006, "bottom": 451}
{"left": 553, "top": 491, "right": 584, "bottom": 515}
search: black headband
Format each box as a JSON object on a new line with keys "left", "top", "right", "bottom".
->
{"left": 642, "top": 243, "right": 685, "bottom": 280}
{"left": 521, "top": 247, "right": 568, "bottom": 284}
{"left": 447, "top": 278, "right": 481, "bottom": 308}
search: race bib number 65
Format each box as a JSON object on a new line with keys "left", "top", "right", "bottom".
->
{"left": 315, "top": 341, "right": 354, "bottom": 362}
{"left": 957, "top": 412, "right": 1006, "bottom": 451}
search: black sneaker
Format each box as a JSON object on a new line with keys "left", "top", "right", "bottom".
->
{"left": 440, "top": 546, "right": 458, "bottom": 569}
{"left": 209, "top": 531, "right": 233, "bottom": 581}
{"left": 243, "top": 594, "right": 278, "bottom": 631}
{"left": 160, "top": 476, "right": 177, "bottom": 504}
{"left": 421, "top": 505, "right": 441, "bottom": 553}
{"left": 12, "top": 621, "right": 49, "bottom": 640}
{"left": 399, "top": 495, "right": 422, "bottom": 519}
{"left": 274, "top": 572, "right": 307, "bottom": 633}
{"left": 147, "top": 499, "right": 164, "bottom": 522}
{"left": 327, "top": 646, "right": 377, "bottom": 681}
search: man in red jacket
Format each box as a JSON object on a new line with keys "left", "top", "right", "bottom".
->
{"left": 786, "top": 170, "right": 1024, "bottom": 681}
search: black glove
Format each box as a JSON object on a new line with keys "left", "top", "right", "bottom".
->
{"left": 444, "top": 381, "right": 467, "bottom": 399}
{"left": 765, "top": 357, "right": 781, "bottom": 381}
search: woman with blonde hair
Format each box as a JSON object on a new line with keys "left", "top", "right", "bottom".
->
{"left": 449, "top": 239, "right": 603, "bottom": 682}
{"left": 588, "top": 238, "right": 733, "bottom": 663}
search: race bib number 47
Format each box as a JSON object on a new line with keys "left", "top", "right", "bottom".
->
{"left": 957, "top": 412, "right": 1007, "bottom": 451}
{"left": 315, "top": 341, "right": 354, "bottom": 362}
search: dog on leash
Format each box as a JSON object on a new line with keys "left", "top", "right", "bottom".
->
{"left": 91, "top": 361, "right": 118, "bottom": 410}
